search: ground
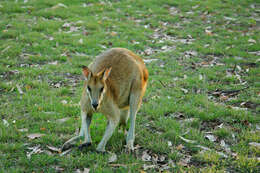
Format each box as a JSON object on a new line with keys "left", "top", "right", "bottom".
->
{"left": 0, "top": 0, "right": 259, "bottom": 172}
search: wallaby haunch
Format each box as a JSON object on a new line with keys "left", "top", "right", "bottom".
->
{"left": 62, "top": 48, "right": 148, "bottom": 152}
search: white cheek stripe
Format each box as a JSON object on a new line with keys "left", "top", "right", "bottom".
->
{"left": 99, "top": 90, "right": 105, "bottom": 106}
{"left": 86, "top": 89, "right": 93, "bottom": 104}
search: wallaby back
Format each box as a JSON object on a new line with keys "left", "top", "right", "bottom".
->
{"left": 88, "top": 48, "right": 148, "bottom": 109}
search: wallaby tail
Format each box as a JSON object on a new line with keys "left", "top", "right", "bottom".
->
{"left": 143, "top": 68, "right": 148, "bottom": 82}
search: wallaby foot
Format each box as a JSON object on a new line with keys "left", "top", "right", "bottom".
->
{"left": 61, "top": 135, "right": 82, "bottom": 151}
{"left": 78, "top": 142, "right": 92, "bottom": 150}
{"left": 96, "top": 149, "right": 107, "bottom": 154}
{"left": 96, "top": 146, "right": 106, "bottom": 153}
{"left": 126, "top": 138, "right": 134, "bottom": 151}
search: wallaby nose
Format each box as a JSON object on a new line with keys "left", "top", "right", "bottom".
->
{"left": 92, "top": 102, "right": 98, "bottom": 109}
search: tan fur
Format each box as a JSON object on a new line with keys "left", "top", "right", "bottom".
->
{"left": 62, "top": 48, "right": 148, "bottom": 152}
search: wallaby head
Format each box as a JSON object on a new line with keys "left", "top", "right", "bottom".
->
{"left": 82, "top": 66, "right": 112, "bottom": 110}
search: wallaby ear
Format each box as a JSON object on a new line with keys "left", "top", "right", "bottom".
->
{"left": 82, "top": 66, "right": 91, "bottom": 80}
{"left": 102, "top": 67, "right": 112, "bottom": 81}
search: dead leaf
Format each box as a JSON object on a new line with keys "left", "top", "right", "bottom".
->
{"left": 184, "top": 118, "right": 198, "bottom": 122}
{"left": 54, "top": 83, "right": 61, "bottom": 88}
{"left": 3, "top": 119, "right": 9, "bottom": 127}
{"left": 231, "top": 106, "right": 247, "bottom": 111}
{"left": 40, "top": 127, "right": 46, "bottom": 131}
{"left": 18, "top": 128, "right": 28, "bottom": 132}
{"left": 205, "top": 134, "right": 216, "bottom": 142}
{"left": 159, "top": 155, "right": 166, "bottom": 162}
{"left": 76, "top": 168, "right": 90, "bottom": 173}
{"left": 217, "top": 151, "right": 228, "bottom": 158}
{"left": 161, "top": 45, "right": 168, "bottom": 50}
{"left": 56, "top": 117, "right": 69, "bottom": 123}
{"left": 217, "top": 123, "right": 224, "bottom": 128}
{"left": 79, "top": 38, "right": 83, "bottom": 44}
{"left": 143, "top": 164, "right": 157, "bottom": 170}
{"left": 181, "top": 88, "right": 188, "bottom": 94}
{"left": 60, "top": 148, "right": 72, "bottom": 156}
{"left": 61, "top": 100, "right": 68, "bottom": 105}
{"left": 1, "top": 46, "right": 11, "bottom": 53}
{"left": 205, "top": 29, "right": 213, "bottom": 36}
{"left": 52, "top": 166, "right": 65, "bottom": 172}
{"left": 62, "top": 22, "right": 71, "bottom": 28}
{"left": 248, "top": 39, "right": 256, "bottom": 44}
{"left": 220, "top": 95, "right": 229, "bottom": 101}
{"left": 144, "top": 48, "right": 153, "bottom": 55}
{"left": 199, "top": 74, "right": 203, "bottom": 80}
{"left": 25, "top": 85, "right": 31, "bottom": 91}
{"left": 248, "top": 51, "right": 260, "bottom": 56}
{"left": 178, "top": 155, "right": 191, "bottom": 166}
{"left": 51, "top": 3, "right": 68, "bottom": 9}
{"left": 83, "top": 168, "right": 90, "bottom": 173}
{"left": 47, "top": 145, "right": 61, "bottom": 153}
{"left": 142, "top": 150, "right": 151, "bottom": 161}
{"left": 167, "top": 141, "right": 172, "bottom": 147}
{"left": 196, "top": 145, "right": 211, "bottom": 151}
{"left": 184, "top": 50, "right": 198, "bottom": 57}
{"left": 256, "top": 125, "right": 260, "bottom": 131}
{"left": 27, "top": 145, "right": 43, "bottom": 159}
{"left": 224, "top": 16, "right": 236, "bottom": 21}
{"left": 27, "top": 133, "right": 45, "bottom": 139}
{"left": 109, "top": 163, "right": 127, "bottom": 168}
{"left": 143, "top": 59, "right": 158, "bottom": 63}
{"left": 176, "top": 144, "right": 184, "bottom": 150}
{"left": 110, "top": 32, "right": 117, "bottom": 36}
{"left": 169, "top": 6, "right": 178, "bottom": 15}
{"left": 108, "top": 152, "right": 117, "bottom": 163}
{"left": 192, "top": 5, "right": 199, "bottom": 9}
{"left": 179, "top": 136, "right": 196, "bottom": 144}
{"left": 48, "top": 61, "right": 58, "bottom": 65}
{"left": 16, "top": 84, "right": 23, "bottom": 94}
{"left": 44, "top": 150, "right": 53, "bottom": 156}
{"left": 249, "top": 142, "right": 260, "bottom": 148}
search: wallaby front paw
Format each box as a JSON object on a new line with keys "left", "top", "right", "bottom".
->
{"left": 78, "top": 142, "right": 92, "bottom": 150}
{"left": 126, "top": 139, "right": 134, "bottom": 151}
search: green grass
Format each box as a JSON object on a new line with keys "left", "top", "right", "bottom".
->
{"left": 0, "top": 0, "right": 259, "bottom": 172}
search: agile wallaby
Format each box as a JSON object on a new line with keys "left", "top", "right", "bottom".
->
{"left": 62, "top": 48, "right": 148, "bottom": 152}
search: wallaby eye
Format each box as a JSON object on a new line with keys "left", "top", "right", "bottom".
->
{"left": 87, "top": 86, "right": 91, "bottom": 92}
{"left": 100, "top": 87, "right": 104, "bottom": 92}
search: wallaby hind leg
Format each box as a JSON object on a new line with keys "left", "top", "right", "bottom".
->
{"left": 119, "top": 109, "right": 129, "bottom": 134}
{"left": 126, "top": 90, "right": 142, "bottom": 150}
{"left": 96, "top": 118, "right": 119, "bottom": 152}
{"left": 96, "top": 107, "right": 120, "bottom": 152}
{"left": 62, "top": 111, "right": 92, "bottom": 151}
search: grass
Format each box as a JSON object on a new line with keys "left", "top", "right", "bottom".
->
{"left": 0, "top": 0, "right": 259, "bottom": 172}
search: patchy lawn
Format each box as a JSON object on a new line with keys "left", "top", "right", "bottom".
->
{"left": 0, "top": 0, "right": 259, "bottom": 172}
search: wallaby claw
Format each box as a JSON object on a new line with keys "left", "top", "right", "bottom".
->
{"left": 126, "top": 140, "right": 134, "bottom": 151}
{"left": 61, "top": 143, "right": 75, "bottom": 152}
{"left": 78, "top": 142, "right": 92, "bottom": 150}
{"left": 96, "top": 145, "right": 106, "bottom": 153}
{"left": 96, "top": 149, "right": 107, "bottom": 154}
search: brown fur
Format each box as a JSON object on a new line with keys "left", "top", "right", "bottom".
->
{"left": 62, "top": 48, "right": 148, "bottom": 152}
